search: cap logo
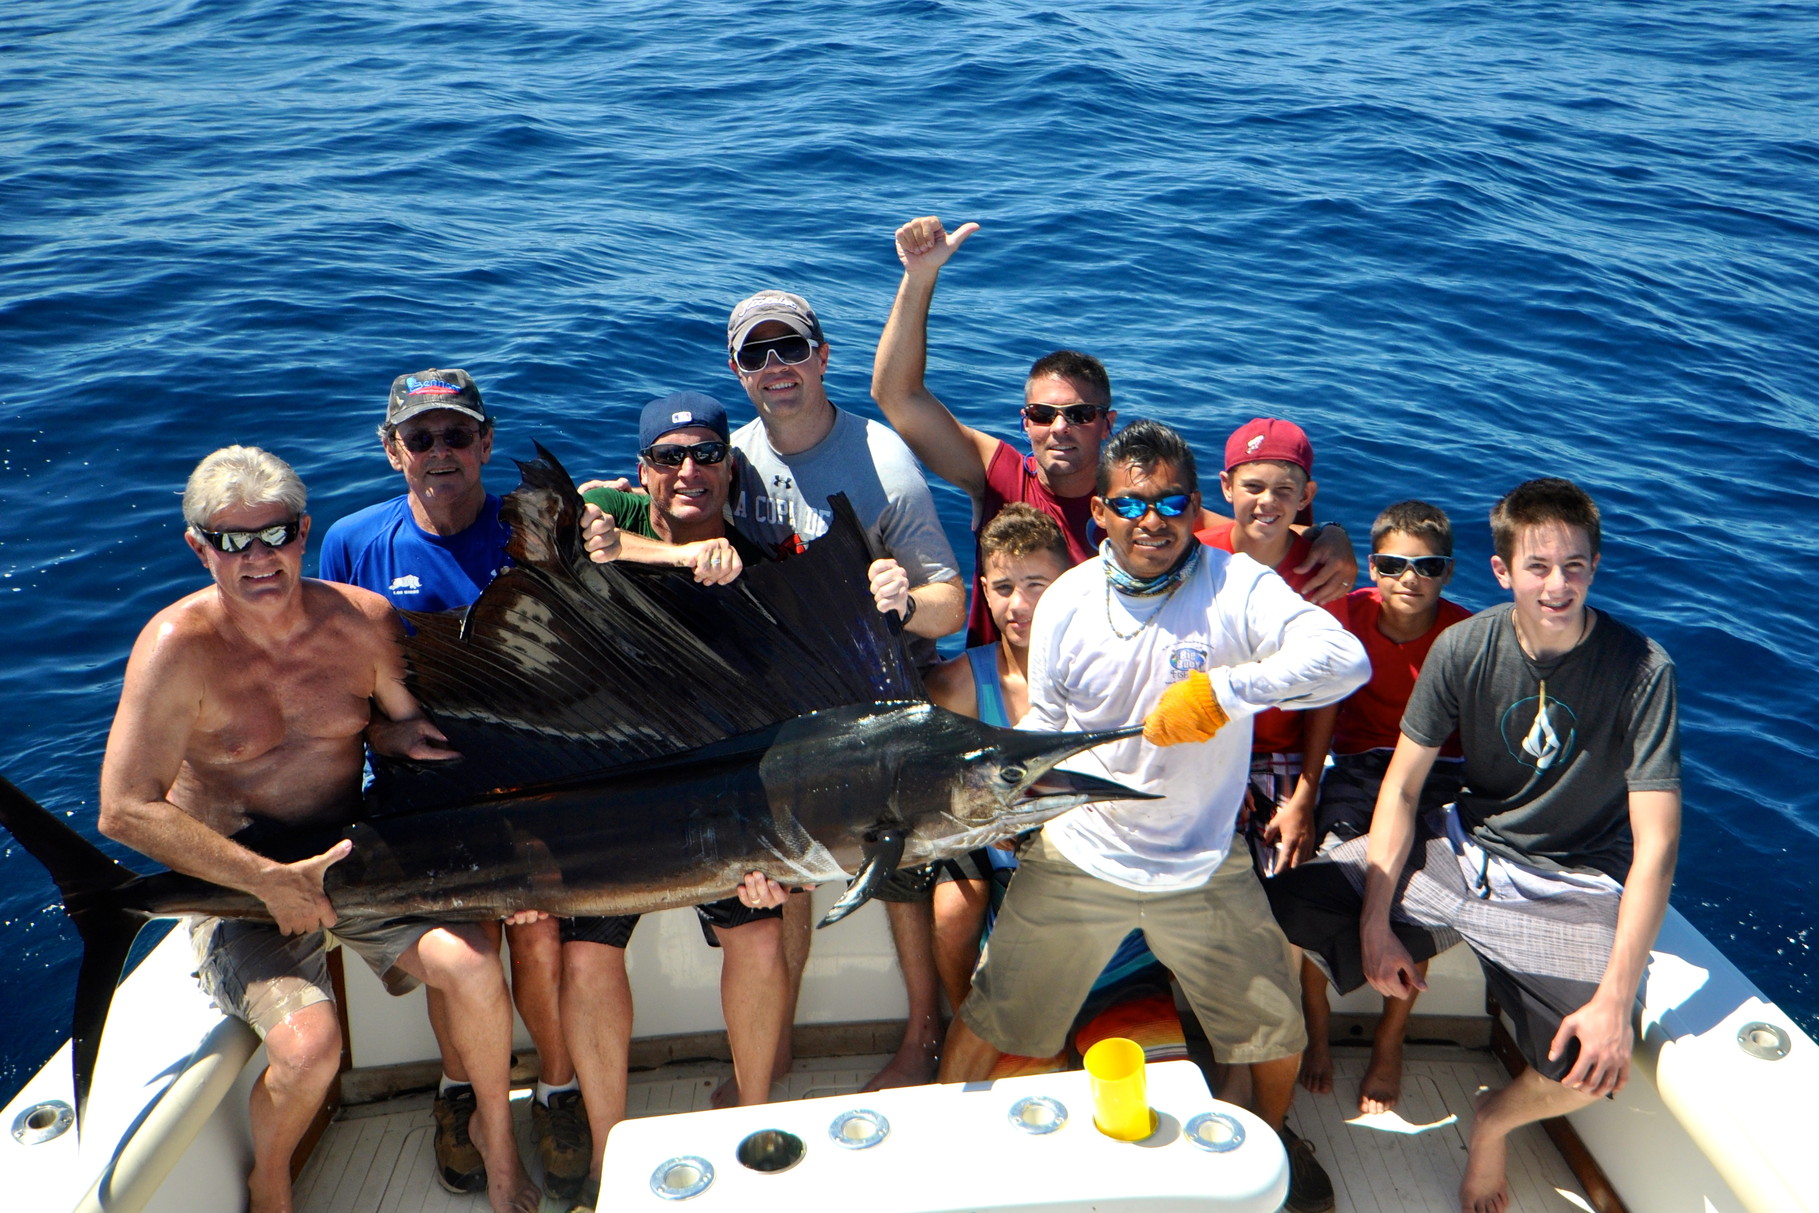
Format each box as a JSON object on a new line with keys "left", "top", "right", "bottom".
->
{"left": 404, "top": 376, "right": 462, "bottom": 397}
{"left": 732, "top": 293, "right": 805, "bottom": 321}
{"left": 1247, "top": 434, "right": 1265, "bottom": 454}
{"left": 671, "top": 410, "right": 691, "bottom": 424}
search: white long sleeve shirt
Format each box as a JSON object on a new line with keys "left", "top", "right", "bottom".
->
{"left": 1024, "top": 547, "right": 1369, "bottom": 892}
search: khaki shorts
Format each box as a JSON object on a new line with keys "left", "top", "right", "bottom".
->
{"left": 959, "top": 832, "right": 1305, "bottom": 1063}
{"left": 190, "top": 913, "right": 436, "bottom": 1037}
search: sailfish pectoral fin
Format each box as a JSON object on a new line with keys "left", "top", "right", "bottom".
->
{"left": 816, "top": 827, "right": 907, "bottom": 929}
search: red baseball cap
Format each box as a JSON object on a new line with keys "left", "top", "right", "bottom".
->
{"left": 1224, "top": 417, "right": 1313, "bottom": 474}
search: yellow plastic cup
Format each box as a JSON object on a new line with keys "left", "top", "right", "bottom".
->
{"left": 1083, "top": 1037, "right": 1155, "bottom": 1141}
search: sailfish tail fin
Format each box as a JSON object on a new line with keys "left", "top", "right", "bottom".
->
{"left": 0, "top": 775, "right": 148, "bottom": 1127}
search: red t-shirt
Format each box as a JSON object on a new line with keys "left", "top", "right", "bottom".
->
{"left": 1325, "top": 587, "right": 1471, "bottom": 756}
{"left": 967, "top": 440, "right": 1098, "bottom": 645}
{"left": 1196, "top": 522, "right": 1316, "bottom": 756}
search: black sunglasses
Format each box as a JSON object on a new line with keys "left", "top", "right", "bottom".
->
{"left": 1370, "top": 553, "right": 1453, "bottom": 579}
{"left": 1023, "top": 403, "right": 1109, "bottom": 426}
{"left": 642, "top": 440, "right": 730, "bottom": 467}
{"left": 396, "top": 426, "right": 481, "bottom": 454}
{"left": 193, "top": 519, "right": 302, "bottom": 554}
{"left": 734, "top": 333, "right": 818, "bottom": 373}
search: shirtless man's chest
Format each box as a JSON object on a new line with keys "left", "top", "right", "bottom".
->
{"left": 170, "top": 587, "right": 388, "bottom": 833}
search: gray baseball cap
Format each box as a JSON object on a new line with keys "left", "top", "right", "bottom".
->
{"left": 386, "top": 369, "right": 489, "bottom": 428}
{"left": 726, "top": 290, "right": 824, "bottom": 352}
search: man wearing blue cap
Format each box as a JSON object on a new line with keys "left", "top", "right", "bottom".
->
{"left": 567, "top": 392, "right": 793, "bottom": 1207}
{"left": 579, "top": 392, "right": 762, "bottom": 580}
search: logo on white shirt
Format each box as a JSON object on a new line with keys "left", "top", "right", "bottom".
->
{"left": 1166, "top": 642, "right": 1210, "bottom": 682}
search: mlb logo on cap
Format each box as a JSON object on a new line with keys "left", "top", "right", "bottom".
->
{"left": 639, "top": 391, "right": 731, "bottom": 449}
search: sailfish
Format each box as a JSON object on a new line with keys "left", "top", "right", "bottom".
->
{"left": 0, "top": 444, "right": 1151, "bottom": 1120}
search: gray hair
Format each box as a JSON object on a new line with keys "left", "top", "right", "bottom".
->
{"left": 182, "top": 446, "right": 307, "bottom": 528}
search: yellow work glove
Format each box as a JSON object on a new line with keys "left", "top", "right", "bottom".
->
{"left": 1143, "top": 672, "right": 1231, "bottom": 746}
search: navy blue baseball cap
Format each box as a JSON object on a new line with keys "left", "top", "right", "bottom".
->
{"left": 639, "top": 392, "right": 730, "bottom": 449}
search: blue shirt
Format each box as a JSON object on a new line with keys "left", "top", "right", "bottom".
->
{"left": 318, "top": 493, "right": 510, "bottom": 611}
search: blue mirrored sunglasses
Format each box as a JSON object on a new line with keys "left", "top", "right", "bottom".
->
{"left": 1103, "top": 494, "right": 1191, "bottom": 520}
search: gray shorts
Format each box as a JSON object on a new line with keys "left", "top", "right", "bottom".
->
{"left": 959, "top": 831, "right": 1304, "bottom": 1064}
{"left": 1266, "top": 810, "right": 1622, "bottom": 1083}
{"left": 190, "top": 913, "right": 436, "bottom": 1037}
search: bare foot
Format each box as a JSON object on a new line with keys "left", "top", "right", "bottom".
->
{"left": 1460, "top": 1091, "right": 1512, "bottom": 1213}
{"left": 860, "top": 1041, "right": 938, "bottom": 1092}
{"left": 470, "top": 1102, "right": 540, "bottom": 1213}
{"left": 247, "top": 1165, "right": 293, "bottom": 1213}
{"left": 710, "top": 1051, "right": 792, "bottom": 1108}
{"left": 1299, "top": 1036, "right": 1334, "bottom": 1095}
{"left": 1358, "top": 1032, "right": 1404, "bottom": 1114}
{"left": 486, "top": 1166, "right": 541, "bottom": 1213}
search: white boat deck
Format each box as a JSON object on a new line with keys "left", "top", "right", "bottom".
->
{"left": 295, "top": 1046, "right": 1593, "bottom": 1213}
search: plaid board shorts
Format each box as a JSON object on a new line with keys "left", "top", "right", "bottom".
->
{"left": 1266, "top": 807, "right": 1623, "bottom": 1083}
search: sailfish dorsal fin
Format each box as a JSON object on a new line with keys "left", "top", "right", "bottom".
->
{"left": 372, "top": 443, "right": 922, "bottom": 812}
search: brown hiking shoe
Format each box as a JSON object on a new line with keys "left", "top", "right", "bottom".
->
{"left": 431, "top": 1085, "right": 486, "bottom": 1193}
{"left": 1280, "top": 1126, "right": 1335, "bottom": 1213}
{"left": 532, "top": 1088, "right": 592, "bottom": 1201}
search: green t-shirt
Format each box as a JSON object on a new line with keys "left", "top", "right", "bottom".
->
{"left": 580, "top": 485, "right": 766, "bottom": 566}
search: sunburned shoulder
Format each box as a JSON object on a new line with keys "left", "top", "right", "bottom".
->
{"left": 137, "top": 587, "right": 231, "bottom": 653}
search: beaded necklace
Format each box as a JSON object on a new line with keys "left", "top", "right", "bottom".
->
{"left": 1102, "top": 540, "right": 1199, "bottom": 641}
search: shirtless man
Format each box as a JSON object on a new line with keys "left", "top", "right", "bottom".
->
{"left": 98, "top": 446, "right": 536, "bottom": 1213}
{"left": 871, "top": 214, "right": 1357, "bottom": 647}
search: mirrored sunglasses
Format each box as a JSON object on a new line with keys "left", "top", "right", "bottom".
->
{"left": 1103, "top": 494, "right": 1192, "bottom": 520}
{"left": 397, "top": 426, "right": 480, "bottom": 454}
{"left": 734, "top": 333, "right": 818, "bottom": 372}
{"left": 1370, "top": 553, "right": 1453, "bottom": 579}
{"left": 642, "top": 440, "right": 730, "bottom": 467}
{"left": 1023, "top": 403, "right": 1109, "bottom": 426}
{"left": 193, "top": 519, "right": 302, "bottom": 554}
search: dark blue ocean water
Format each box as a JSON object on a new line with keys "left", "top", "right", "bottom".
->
{"left": 2, "top": 0, "right": 1815, "bottom": 1104}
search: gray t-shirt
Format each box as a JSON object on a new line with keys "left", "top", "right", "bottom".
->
{"left": 728, "top": 407, "right": 959, "bottom": 663}
{"left": 1401, "top": 603, "right": 1679, "bottom": 881}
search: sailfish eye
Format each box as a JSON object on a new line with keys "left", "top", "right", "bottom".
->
{"left": 1000, "top": 765, "right": 1027, "bottom": 784}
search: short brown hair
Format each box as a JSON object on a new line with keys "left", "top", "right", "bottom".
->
{"left": 979, "top": 503, "right": 1070, "bottom": 567}
{"left": 1027, "top": 350, "right": 1111, "bottom": 405}
{"left": 1489, "top": 478, "right": 1600, "bottom": 564}
{"left": 1371, "top": 500, "right": 1453, "bottom": 557}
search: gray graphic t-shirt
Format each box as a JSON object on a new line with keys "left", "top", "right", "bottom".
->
{"left": 728, "top": 407, "right": 959, "bottom": 665}
{"left": 1401, "top": 604, "right": 1679, "bottom": 881}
